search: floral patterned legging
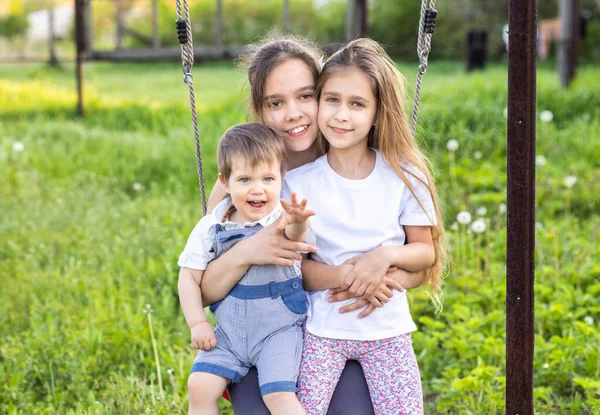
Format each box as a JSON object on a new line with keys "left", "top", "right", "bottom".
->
{"left": 297, "top": 331, "right": 423, "bottom": 415}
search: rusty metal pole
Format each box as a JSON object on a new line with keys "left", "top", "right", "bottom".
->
{"left": 75, "top": 0, "right": 86, "bottom": 116}
{"left": 506, "top": 0, "right": 536, "bottom": 414}
{"left": 356, "top": 0, "right": 368, "bottom": 37}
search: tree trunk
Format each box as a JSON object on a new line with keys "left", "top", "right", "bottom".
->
{"left": 48, "top": 7, "right": 59, "bottom": 66}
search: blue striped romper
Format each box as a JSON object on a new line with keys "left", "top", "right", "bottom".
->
{"left": 190, "top": 222, "right": 308, "bottom": 396}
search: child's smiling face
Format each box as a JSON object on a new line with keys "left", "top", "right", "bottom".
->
{"left": 220, "top": 157, "right": 283, "bottom": 224}
{"left": 262, "top": 58, "right": 319, "bottom": 154}
{"left": 317, "top": 67, "right": 377, "bottom": 152}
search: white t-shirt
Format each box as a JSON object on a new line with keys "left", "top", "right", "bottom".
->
{"left": 282, "top": 149, "right": 436, "bottom": 341}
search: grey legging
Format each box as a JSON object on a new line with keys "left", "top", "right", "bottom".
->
{"left": 227, "top": 360, "right": 374, "bottom": 414}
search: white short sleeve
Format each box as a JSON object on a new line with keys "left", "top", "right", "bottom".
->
{"left": 177, "top": 216, "right": 218, "bottom": 270}
{"left": 399, "top": 166, "right": 437, "bottom": 226}
{"left": 281, "top": 178, "right": 292, "bottom": 202}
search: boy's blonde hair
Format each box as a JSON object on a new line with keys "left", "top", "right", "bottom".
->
{"left": 317, "top": 38, "right": 448, "bottom": 311}
{"left": 218, "top": 123, "right": 287, "bottom": 181}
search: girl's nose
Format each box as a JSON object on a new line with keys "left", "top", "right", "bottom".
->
{"left": 285, "top": 102, "right": 302, "bottom": 122}
{"left": 334, "top": 107, "right": 349, "bottom": 122}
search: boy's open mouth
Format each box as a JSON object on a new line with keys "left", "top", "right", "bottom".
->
{"left": 247, "top": 201, "right": 266, "bottom": 209}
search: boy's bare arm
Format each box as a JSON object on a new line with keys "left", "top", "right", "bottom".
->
{"left": 178, "top": 268, "right": 217, "bottom": 350}
{"left": 178, "top": 267, "right": 209, "bottom": 328}
{"left": 285, "top": 218, "right": 311, "bottom": 242}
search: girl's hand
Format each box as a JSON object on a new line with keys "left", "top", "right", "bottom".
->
{"left": 341, "top": 248, "right": 392, "bottom": 297}
{"left": 331, "top": 275, "right": 404, "bottom": 307}
{"left": 279, "top": 192, "right": 315, "bottom": 227}
{"left": 190, "top": 321, "right": 216, "bottom": 351}
{"left": 339, "top": 298, "right": 374, "bottom": 319}
{"left": 243, "top": 219, "right": 317, "bottom": 267}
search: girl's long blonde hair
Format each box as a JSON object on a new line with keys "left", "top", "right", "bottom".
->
{"left": 316, "top": 38, "right": 448, "bottom": 311}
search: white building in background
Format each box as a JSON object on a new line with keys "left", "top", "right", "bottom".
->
{"left": 27, "top": 5, "right": 73, "bottom": 41}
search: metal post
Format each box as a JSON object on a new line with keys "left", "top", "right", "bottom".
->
{"left": 84, "top": 0, "right": 93, "bottom": 54}
{"left": 345, "top": 0, "right": 355, "bottom": 42}
{"left": 115, "top": 1, "right": 124, "bottom": 49}
{"left": 152, "top": 0, "right": 160, "bottom": 48}
{"left": 75, "top": 0, "right": 86, "bottom": 116}
{"left": 356, "top": 0, "right": 368, "bottom": 37}
{"left": 283, "top": 0, "right": 290, "bottom": 34}
{"left": 506, "top": 0, "right": 536, "bottom": 414}
{"left": 559, "top": 0, "right": 581, "bottom": 88}
{"left": 216, "top": 0, "right": 223, "bottom": 49}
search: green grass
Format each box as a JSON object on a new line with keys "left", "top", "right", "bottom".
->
{"left": 1, "top": 60, "right": 599, "bottom": 414}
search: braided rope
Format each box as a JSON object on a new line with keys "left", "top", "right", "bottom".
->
{"left": 411, "top": 0, "right": 436, "bottom": 136}
{"left": 175, "top": 0, "right": 206, "bottom": 215}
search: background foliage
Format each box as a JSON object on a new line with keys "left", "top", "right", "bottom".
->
{"left": 2, "top": 0, "right": 600, "bottom": 61}
{"left": 1, "top": 59, "right": 599, "bottom": 414}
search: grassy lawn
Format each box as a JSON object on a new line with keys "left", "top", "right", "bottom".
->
{"left": 1, "top": 60, "right": 599, "bottom": 414}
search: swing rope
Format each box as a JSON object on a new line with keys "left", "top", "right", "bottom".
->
{"left": 175, "top": 0, "right": 207, "bottom": 216}
{"left": 411, "top": 0, "right": 437, "bottom": 136}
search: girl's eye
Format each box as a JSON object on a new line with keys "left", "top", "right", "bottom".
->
{"left": 268, "top": 101, "right": 282, "bottom": 108}
{"left": 352, "top": 101, "right": 365, "bottom": 107}
{"left": 300, "top": 93, "right": 314, "bottom": 100}
{"left": 264, "top": 177, "right": 275, "bottom": 182}
{"left": 325, "top": 97, "right": 338, "bottom": 103}
{"left": 239, "top": 178, "right": 250, "bottom": 183}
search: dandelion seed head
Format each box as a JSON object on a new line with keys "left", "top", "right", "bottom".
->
{"left": 535, "top": 155, "right": 547, "bottom": 167}
{"left": 503, "top": 107, "right": 508, "bottom": 118}
{"left": 450, "top": 222, "right": 459, "bottom": 231}
{"left": 476, "top": 207, "right": 487, "bottom": 216}
{"left": 542, "top": 363, "right": 549, "bottom": 369}
{"left": 12, "top": 141, "right": 24, "bottom": 152}
{"left": 446, "top": 139, "right": 459, "bottom": 152}
{"left": 584, "top": 316, "right": 594, "bottom": 326}
{"left": 564, "top": 175, "right": 577, "bottom": 188}
{"left": 499, "top": 203, "right": 507, "bottom": 214}
{"left": 457, "top": 211, "right": 472, "bottom": 225}
{"left": 471, "top": 219, "right": 486, "bottom": 233}
{"left": 540, "top": 110, "right": 553, "bottom": 123}
{"left": 133, "top": 182, "right": 143, "bottom": 192}
{"left": 474, "top": 151, "right": 482, "bottom": 159}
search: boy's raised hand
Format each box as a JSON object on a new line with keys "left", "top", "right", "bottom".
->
{"left": 278, "top": 192, "right": 315, "bottom": 230}
{"left": 190, "top": 321, "right": 216, "bottom": 351}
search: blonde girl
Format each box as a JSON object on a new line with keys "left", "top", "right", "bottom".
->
{"left": 283, "top": 38, "right": 447, "bottom": 414}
